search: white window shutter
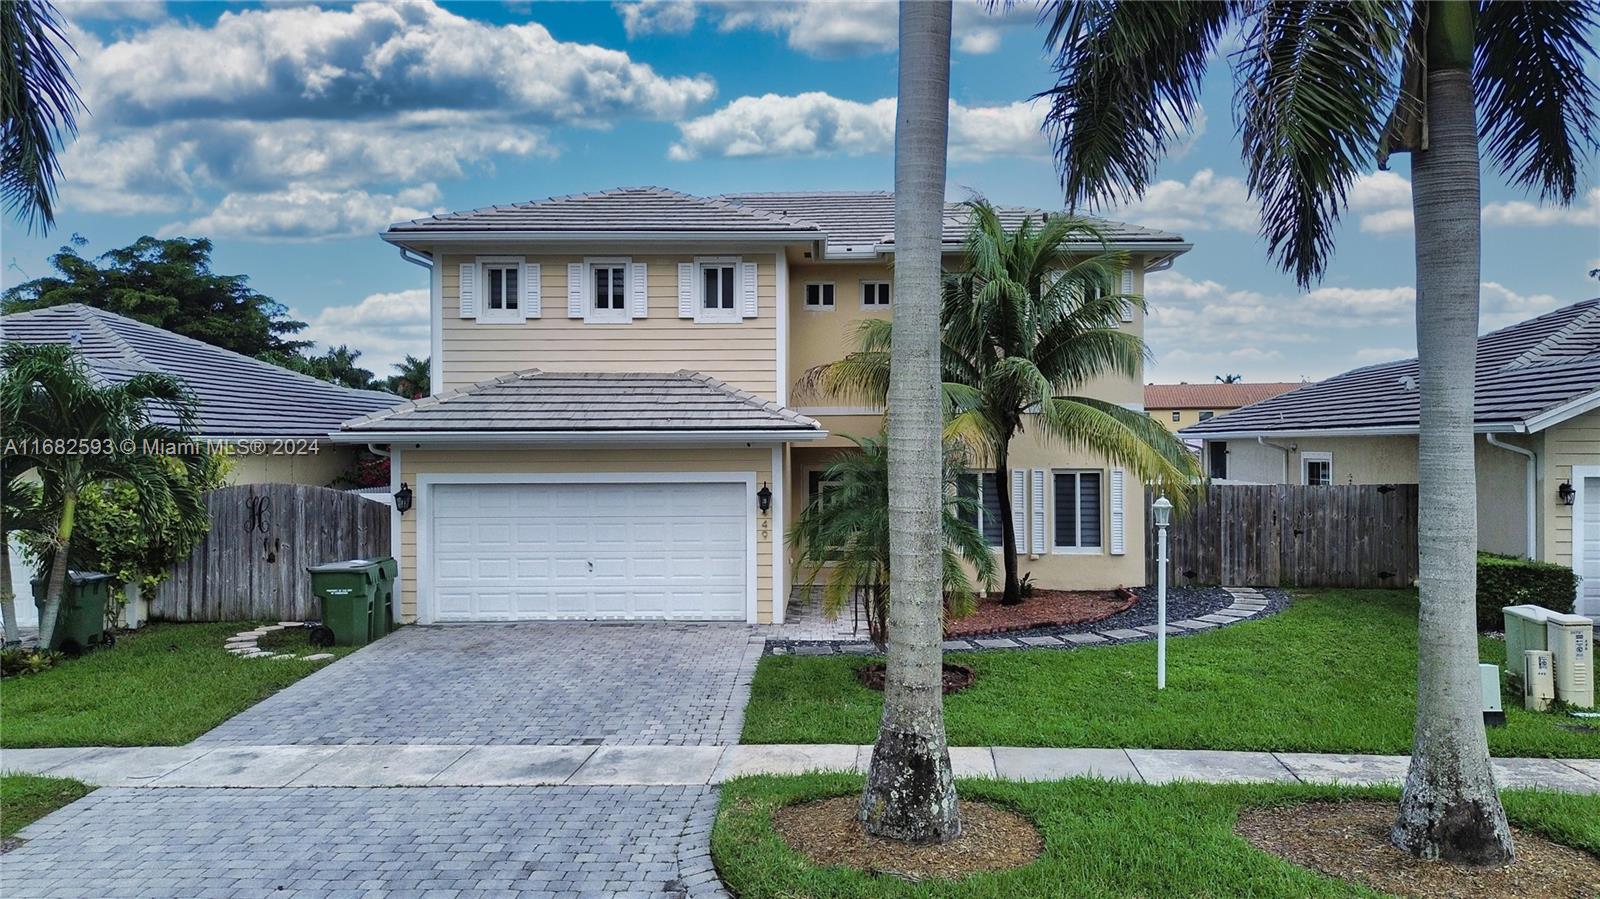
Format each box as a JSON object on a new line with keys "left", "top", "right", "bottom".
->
{"left": 1109, "top": 468, "right": 1127, "bottom": 555}
{"left": 1010, "top": 469, "right": 1027, "bottom": 554}
{"left": 678, "top": 263, "right": 695, "bottom": 318}
{"left": 740, "top": 262, "right": 759, "bottom": 318}
{"left": 566, "top": 263, "right": 584, "bottom": 319}
{"left": 458, "top": 263, "right": 477, "bottom": 319}
{"left": 1120, "top": 268, "right": 1135, "bottom": 322}
{"left": 1030, "top": 469, "right": 1046, "bottom": 555}
{"left": 629, "top": 262, "right": 648, "bottom": 319}
{"left": 522, "top": 262, "right": 540, "bottom": 319}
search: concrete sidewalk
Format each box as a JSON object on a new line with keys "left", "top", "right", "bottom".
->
{"left": 5, "top": 744, "right": 1598, "bottom": 792}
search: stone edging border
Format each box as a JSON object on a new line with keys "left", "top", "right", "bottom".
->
{"left": 224, "top": 623, "right": 334, "bottom": 662}
{"left": 765, "top": 586, "right": 1284, "bottom": 657}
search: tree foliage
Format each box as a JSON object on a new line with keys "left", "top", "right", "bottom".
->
{"left": 1, "top": 0, "right": 83, "bottom": 234}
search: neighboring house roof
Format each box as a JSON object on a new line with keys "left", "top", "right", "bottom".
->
{"left": 720, "top": 191, "right": 1190, "bottom": 259}
{"left": 382, "top": 186, "right": 1189, "bottom": 262}
{"left": 1144, "top": 382, "right": 1306, "bottom": 410}
{"left": 1182, "top": 298, "right": 1600, "bottom": 438}
{"left": 1, "top": 303, "right": 402, "bottom": 439}
{"left": 335, "top": 370, "right": 825, "bottom": 443}
{"left": 385, "top": 186, "right": 822, "bottom": 237}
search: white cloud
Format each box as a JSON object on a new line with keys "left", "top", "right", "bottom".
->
{"left": 295, "top": 288, "right": 431, "bottom": 376}
{"left": 616, "top": 0, "right": 699, "bottom": 37}
{"left": 160, "top": 184, "right": 443, "bottom": 242}
{"left": 1106, "top": 169, "right": 1258, "bottom": 233}
{"left": 622, "top": 1, "right": 1028, "bottom": 57}
{"left": 1354, "top": 346, "right": 1413, "bottom": 363}
{"left": 59, "top": 1, "right": 167, "bottom": 22}
{"left": 669, "top": 93, "right": 1046, "bottom": 161}
{"left": 1352, "top": 175, "right": 1598, "bottom": 234}
{"left": 1482, "top": 188, "right": 1600, "bottom": 228}
{"left": 1358, "top": 208, "right": 1414, "bottom": 234}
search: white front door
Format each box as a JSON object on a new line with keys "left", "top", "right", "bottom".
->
{"left": 429, "top": 481, "right": 749, "bottom": 622}
{"left": 1580, "top": 474, "right": 1600, "bottom": 618}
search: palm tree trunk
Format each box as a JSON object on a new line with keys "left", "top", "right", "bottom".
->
{"left": 859, "top": 0, "right": 959, "bottom": 844}
{"left": 36, "top": 491, "right": 75, "bottom": 650}
{"left": 0, "top": 529, "right": 19, "bottom": 645}
{"left": 994, "top": 444, "right": 1022, "bottom": 604}
{"left": 1392, "top": 3, "right": 1514, "bottom": 865}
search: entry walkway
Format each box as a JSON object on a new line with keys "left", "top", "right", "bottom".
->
{"left": 5, "top": 743, "right": 1597, "bottom": 792}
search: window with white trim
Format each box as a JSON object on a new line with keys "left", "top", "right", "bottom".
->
{"left": 1198, "top": 410, "right": 1215, "bottom": 421}
{"left": 1303, "top": 452, "right": 1333, "bottom": 486}
{"left": 480, "top": 261, "right": 521, "bottom": 323}
{"left": 956, "top": 472, "right": 1003, "bottom": 548}
{"left": 1053, "top": 470, "right": 1103, "bottom": 551}
{"left": 861, "top": 281, "right": 890, "bottom": 307}
{"left": 695, "top": 257, "right": 740, "bottom": 323}
{"left": 582, "top": 258, "right": 631, "bottom": 324}
{"left": 805, "top": 282, "right": 835, "bottom": 309}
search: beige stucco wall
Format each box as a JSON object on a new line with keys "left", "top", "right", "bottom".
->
{"left": 439, "top": 252, "right": 780, "bottom": 398}
{"left": 1154, "top": 406, "right": 1239, "bottom": 433}
{"left": 395, "top": 445, "right": 777, "bottom": 623}
{"left": 224, "top": 444, "right": 356, "bottom": 487}
{"left": 1540, "top": 407, "right": 1599, "bottom": 568}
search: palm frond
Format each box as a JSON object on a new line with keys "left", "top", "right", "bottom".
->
{"left": 0, "top": 0, "right": 83, "bottom": 234}
{"left": 1039, "top": 0, "right": 1233, "bottom": 209}
{"left": 1035, "top": 396, "right": 1203, "bottom": 505}
{"left": 1236, "top": 0, "right": 1407, "bottom": 288}
{"left": 1475, "top": 0, "right": 1600, "bottom": 203}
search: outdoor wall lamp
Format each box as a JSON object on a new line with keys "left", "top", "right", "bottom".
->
{"left": 394, "top": 483, "right": 413, "bottom": 514}
{"left": 757, "top": 482, "right": 772, "bottom": 513}
{"left": 1558, "top": 480, "right": 1575, "bottom": 506}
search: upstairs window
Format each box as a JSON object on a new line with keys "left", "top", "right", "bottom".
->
{"left": 475, "top": 259, "right": 525, "bottom": 323}
{"left": 861, "top": 282, "right": 891, "bottom": 307}
{"left": 696, "top": 258, "right": 740, "bottom": 323}
{"left": 805, "top": 283, "right": 835, "bottom": 310}
{"left": 593, "top": 264, "right": 627, "bottom": 311}
{"left": 583, "top": 259, "right": 632, "bottom": 324}
{"left": 1198, "top": 410, "right": 1215, "bottom": 421}
{"left": 1171, "top": 410, "right": 1181, "bottom": 422}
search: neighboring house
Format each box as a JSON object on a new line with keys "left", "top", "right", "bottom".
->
{"left": 337, "top": 187, "right": 1191, "bottom": 625}
{"left": 1, "top": 303, "right": 402, "bottom": 627}
{"left": 1183, "top": 299, "right": 1600, "bottom": 616}
{"left": 1145, "top": 381, "right": 1304, "bottom": 437}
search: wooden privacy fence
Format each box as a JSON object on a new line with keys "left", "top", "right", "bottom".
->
{"left": 1147, "top": 483, "right": 1419, "bottom": 588}
{"left": 151, "top": 483, "right": 390, "bottom": 621}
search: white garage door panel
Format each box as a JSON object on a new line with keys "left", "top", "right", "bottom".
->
{"left": 431, "top": 481, "right": 748, "bottom": 621}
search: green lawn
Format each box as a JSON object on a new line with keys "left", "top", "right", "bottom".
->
{"left": 713, "top": 774, "right": 1600, "bottom": 898}
{"left": 0, "top": 621, "right": 353, "bottom": 747}
{"left": 743, "top": 590, "right": 1600, "bottom": 757}
{"left": 0, "top": 775, "right": 92, "bottom": 838}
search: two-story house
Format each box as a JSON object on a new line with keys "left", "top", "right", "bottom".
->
{"left": 334, "top": 187, "right": 1191, "bottom": 625}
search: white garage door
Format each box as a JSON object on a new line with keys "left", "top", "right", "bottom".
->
{"left": 429, "top": 481, "right": 748, "bottom": 622}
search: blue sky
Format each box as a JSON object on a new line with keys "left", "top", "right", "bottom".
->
{"left": 4, "top": 0, "right": 1596, "bottom": 384}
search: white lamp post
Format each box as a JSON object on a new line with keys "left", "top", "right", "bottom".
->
{"left": 1152, "top": 495, "right": 1173, "bottom": 690}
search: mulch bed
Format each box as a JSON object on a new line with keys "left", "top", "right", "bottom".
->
{"left": 1236, "top": 801, "right": 1600, "bottom": 898}
{"left": 857, "top": 662, "right": 976, "bottom": 695}
{"left": 944, "top": 588, "right": 1135, "bottom": 638}
{"left": 774, "top": 795, "right": 1043, "bottom": 881}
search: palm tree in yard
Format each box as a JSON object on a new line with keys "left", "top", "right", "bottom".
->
{"left": 1040, "top": 0, "right": 1597, "bottom": 864}
{"left": 803, "top": 202, "right": 1200, "bottom": 604}
{"left": 0, "top": 344, "right": 210, "bottom": 649}
{"left": 857, "top": 0, "right": 959, "bottom": 843}
{"left": 790, "top": 435, "right": 996, "bottom": 651}
{"left": 2, "top": 0, "right": 83, "bottom": 233}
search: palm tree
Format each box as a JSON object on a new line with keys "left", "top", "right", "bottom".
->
{"left": 805, "top": 203, "right": 1201, "bottom": 604}
{"left": 387, "top": 355, "right": 431, "bottom": 399}
{"left": 790, "top": 435, "right": 996, "bottom": 650}
{"left": 857, "top": 0, "right": 959, "bottom": 844}
{"left": 0, "top": 469, "right": 43, "bottom": 645}
{"left": 0, "top": 344, "right": 210, "bottom": 648}
{"left": 1215, "top": 374, "right": 1242, "bottom": 384}
{"left": 2, "top": 0, "right": 83, "bottom": 233}
{"left": 1039, "top": 0, "right": 1598, "bottom": 864}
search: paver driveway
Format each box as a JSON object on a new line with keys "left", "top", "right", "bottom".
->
{"left": 196, "top": 622, "right": 765, "bottom": 746}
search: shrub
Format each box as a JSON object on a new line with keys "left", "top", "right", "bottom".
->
{"left": 1476, "top": 552, "right": 1580, "bottom": 631}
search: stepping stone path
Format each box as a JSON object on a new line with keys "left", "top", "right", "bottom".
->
{"left": 223, "top": 623, "right": 333, "bottom": 662}
{"left": 769, "top": 586, "right": 1277, "bottom": 656}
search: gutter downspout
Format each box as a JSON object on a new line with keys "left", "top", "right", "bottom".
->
{"left": 1258, "top": 436, "right": 1294, "bottom": 483}
{"left": 1486, "top": 433, "right": 1537, "bottom": 558}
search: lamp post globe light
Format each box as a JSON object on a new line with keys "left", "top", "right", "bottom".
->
{"left": 1152, "top": 495, "right": 1173, "bottom": 690}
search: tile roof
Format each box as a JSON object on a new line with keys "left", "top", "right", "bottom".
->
{"left": 386, "top": 186, "right": 822, "bottom": 235}
{"left": 719, "top": 191, "right": 1189, "bottom": 257}
{"left": 1144, "top": 382, "right": 1307, "bottom": 410}
{"left": 338, "top": 370, "right": 823, "bottom": 437}
{"left": 1182, "top": 298, "right": 1600, "bottom": 437}
{"left": 1, "top": 304, "right": 402, "bottom": 439}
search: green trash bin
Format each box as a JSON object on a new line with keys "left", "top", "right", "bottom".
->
{"left": 307, "top": 560, "right": 379, "bottom": 647}
{"left": 30, "top": 570, "right": 113, "bottom": 652}
{"left": 372, "top": 557, "right": 398, "bottom": 638}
